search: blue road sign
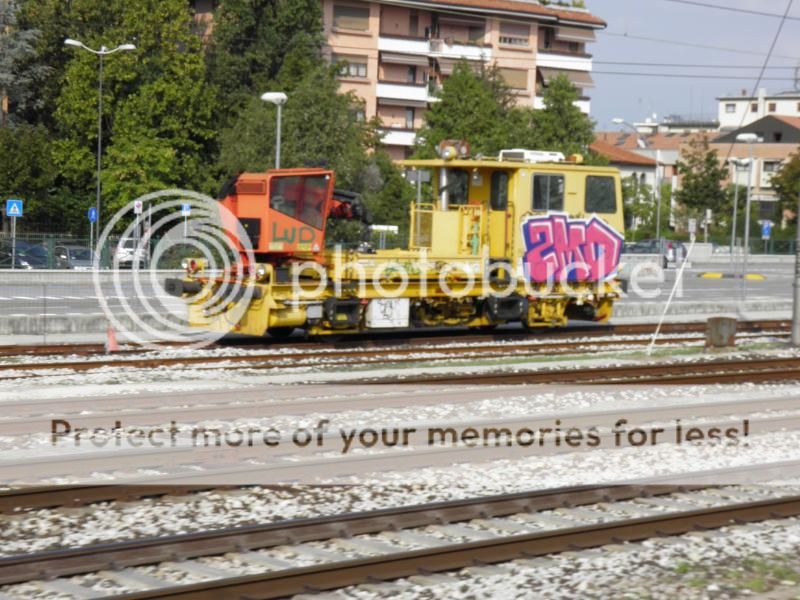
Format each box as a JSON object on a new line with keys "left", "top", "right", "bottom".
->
{"left": 88, "top": 207, "right": 98, "bottom": 223}
{"left": 5, "top": 199, "right": 22, "bottom": 218}
{"left": 181, "top": 203, "right": 191, "bottom": 216}
{"left": 761, "top": 221, "right": 773, "bottom": 240}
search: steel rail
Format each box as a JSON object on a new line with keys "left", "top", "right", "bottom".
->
{"left": 0, "top": 319, "right": 788, "bottom": 360}
{"left": 0, "top": 330, "right": 788, "bottom": 377}
{"left": 113, "top": 493, "right": 800, "bottom": 600}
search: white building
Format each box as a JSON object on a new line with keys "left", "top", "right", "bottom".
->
{"left": 718, "top": 88, "right": 800, "bottom": 131}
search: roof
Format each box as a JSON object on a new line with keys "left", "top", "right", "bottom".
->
{"left": 718, "top": 91, "right": 800, "bottom": 100}
{"left": 589, "top": 140, "right": 657, "bottom": 166}
{"left": 772, "top": 115, "right": 800, "bottom": 129}
{"left": 594, "top": 131, "right": 710, "bottom": 151}
{"left": 390, "top": 0, "right": 606, "bottom": 27}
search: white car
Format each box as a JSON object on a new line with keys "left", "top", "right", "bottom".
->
{"left": 115, "top": 238, "right": 148, "bottom": 268}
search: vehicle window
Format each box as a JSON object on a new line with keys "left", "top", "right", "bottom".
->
{"left": 532, "top": 174, "right": 564, "bottom": 211}
{"left": 585, "top": 176, "right": 617, "bottom": 213}
{"left": 441, "top": 169, "right": 469, "bottom": 207}
{"left": 70, "top": 248, "right": 92, "bottom": 261}
{"left": 490, "top": 171, "right": 509, "bottom": 211}
{"left": 270, "top": 174, "right": 329, "bottom": 229}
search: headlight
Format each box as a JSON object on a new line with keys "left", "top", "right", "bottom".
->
{"left": 256, "top": 266, "right": 267, "bottom": 281}
{"left": 181, "top": 259, "right": 189, "bottom": 270}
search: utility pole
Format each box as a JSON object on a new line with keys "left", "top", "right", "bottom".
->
{"left": 793, "top": 187, "right": 800, "bottom": 346}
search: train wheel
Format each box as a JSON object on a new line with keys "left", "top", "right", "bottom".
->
{"left": 268, "top": 327, "right": 295, "bottom": 340}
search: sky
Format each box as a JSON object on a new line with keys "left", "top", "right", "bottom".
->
{"left": 589, "top": 0, "right": 800, "bottom": 130}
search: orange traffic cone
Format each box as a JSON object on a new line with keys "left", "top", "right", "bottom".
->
{"left": 105, "top": 323, "right": 120, "bottom": 353}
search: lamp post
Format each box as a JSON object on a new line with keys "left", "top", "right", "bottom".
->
{"left": 727, "top": 157, "right": 749, "bottom": 265}
{"left": 260, "top": 92, "right": 288, "bottom": 169}
{"left": 613, "top": 118, "right": 662, "bottom": 244}
{"left": 735, "top": 132, "right": 761, "bottom": 305}
{"left": 64, "top": 38, "right": 136, "bottom": 247}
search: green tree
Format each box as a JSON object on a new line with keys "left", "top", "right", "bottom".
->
{"left": 414, "top": 60, "right": 513, "bottom": 157}
{"left": 0, "top": 0, "right": 52, "bottom": 124}
{"left": 771, "top": 149, "right": 800, "bottom": 213}
{"left": 52, "top": 0, "right": 218, "bottom": 215}
{"left": 510, "top": 75, "right": 595, "bottom": 156}
{"left": 205, "top": 0, "right": 323, "bottom": 119}
{"left": 218, "top": 63, "right": 371, "bottom": 188}
{"left": 675, "top": 136, "right": 727, "bottom": 213}
{"left": 0, "top": 123, "right": 55, "bottom": 230}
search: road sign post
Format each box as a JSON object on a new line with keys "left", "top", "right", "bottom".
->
{"left": 181, "top": 203, "right": 191, "bottom": 237}
{"left": 88, "top": 206, "right": 98, "bottom": 262}
{"left": 687, "top": 218, "right": 697, "bottom": 243}
{"left": 5, "top": 199, "right": 23, "bottom": 270}
{"left": 761, "top": 220, "right": 772, "bottom": 254}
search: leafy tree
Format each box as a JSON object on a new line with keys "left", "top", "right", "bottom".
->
{"left": 510, "top": 75, "right": 595, "bottom": 156}
{"left": 0, "top": 0, "right": 52, "bottom": 124}
{"left": 414, "top": 60, "right": 513, "bottom": 157}
{"left": 53, "top": 0, "right": 218, "bottom": 214}
{"left": 218, "top": 63, "right": 370, "bottom": 188}
{"left": 0, "top": 123, "right": 55, "bottom": 230}
{"left": 205, "top": 0, "right": 323, "bottom": 120}
{"left": 675, "top": 136, "right": 727, "bottom": 212}
{"left": 771, "top": 149, "right": 800, "bottom": 212}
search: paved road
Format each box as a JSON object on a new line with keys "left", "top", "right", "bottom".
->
{"left": 0, "top": 262, "right": 792, "bottom": 316}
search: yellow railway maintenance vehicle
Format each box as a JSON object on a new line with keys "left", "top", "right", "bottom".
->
{"left": 167, "top": 142, "right": 625, "bottom": 338}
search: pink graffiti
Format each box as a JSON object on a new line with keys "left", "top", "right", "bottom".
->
{"left": 522, "top": 214, "right": 623, "bottom": 283}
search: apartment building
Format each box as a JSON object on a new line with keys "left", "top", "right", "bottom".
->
{"left": 322, "top": 0, "right": 604, "bottom": 158}
{"left": 718, "top": 88, "right": 800, "bottom": 131}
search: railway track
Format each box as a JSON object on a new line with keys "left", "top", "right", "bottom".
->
{"left": 0, "top": 329, "right": 788, "bottom": 377}
{"left": 0, "top": 319, "right": 789, "bottom": 362}
{"left": 2, "top": 463, "right": 800, "bottom": 598}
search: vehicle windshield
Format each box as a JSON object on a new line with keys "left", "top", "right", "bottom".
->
{"left": 23, "top": 245, "right": 47, "bottom": 258}
{"left": 68, "top": 248, "right": 93, "bottom": 261}
{"left": 269, "top": 174, "right": 329, "bottom": 229}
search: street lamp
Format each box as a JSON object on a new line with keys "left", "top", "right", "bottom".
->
{"left": 260, "top": 92, "right": 288, "bottom": 169}
{"left": 613, "top": 118, "right": 663, "bottom": 244}
{"left": 64, "top": 38, "right": 136, "bottom": 250}
{"left": 726, "top": 157, "right": 750, "bottom": 265}
{"left": 735, "top": 132, "right": 761, "bottom": 305}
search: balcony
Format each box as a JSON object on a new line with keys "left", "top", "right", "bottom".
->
{"left": 536, "top": 51, "right": 592, "bottom": 73}
{"left": 381, "top": 128, "right": 417, "bottom": 146}
{"left": 377, "top": 35, "right": 491, "bottom": 61}
{"left": 376, "top": 81, "right": 431, "bottom": 103}
{"left": 534, "top": 96, "right": 590, "bottom": 114}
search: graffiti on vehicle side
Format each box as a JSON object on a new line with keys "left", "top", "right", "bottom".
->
{"left": 272, "top": 223, "right": 318, "bottom": 245}
{"left": 521, "top": 213, "right": 623, "bottom": 283}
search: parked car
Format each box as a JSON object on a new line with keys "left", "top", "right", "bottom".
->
{"left": 54, "top": 245, "right": 95, "bottom": 270}
{"left": 0, "top": 250, "right": 33, "bottom": 269}
{"left": 16, "top": 244, "right": 49, "bottom": 268}
{"left": 624, "top": 239, "right": 687, "bottom": 267}
{"left": 114, "top": 237, "right": 148, "bottom": 268}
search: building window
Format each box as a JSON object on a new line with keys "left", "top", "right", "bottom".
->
{"left": 490, "top": 172, "right": 509, "bottom": 211}
{"left": 405, "top": 107, "right": 415, "bottom": 129}
{"left": 409, "top": 11, "right": 418, "bottom": 36}
{"left": 797, "top": 102, "right": 800, "bottom": 112}
{"left": 774, "top": 132, "right": 783, "bottom": 142}
{"left": 499, "top": 67, "right": 528, "bottom": 90}
{"left": 763, "top": 161, "right": 781, "bottom": 173}
{"left": 532, "top": 174, "right": 564, "bottom": 211}
{"left": 585, "top": 176, "right": 617, "bottom": 214}
{"left": 407, "top": 65, "right": 417, "bottom": 84}
{"left": 768, "top": 102, "right": 777, "bottom": 113}
{"left": 725, "top": 103, "right": 736, "bottom": 113}
{"left": 353, "top": 109, "right": 366, "bottom": 122}
{"left": 333, "top": 54, "right": 368, "bottom": 78}
{"left": 751, "top": 102, "right": 758, "bottom": 113}
{"left": 467, "top": 24, "right": 484, "bottom": 43}
{"left": 541, "top": 27, "right": 555, "bottom": 49}
{"left": 499, "top": 22, "right": 529, "bottom": 46}
{"left": 333, "top": 4, "right": 370, "bottom": 31}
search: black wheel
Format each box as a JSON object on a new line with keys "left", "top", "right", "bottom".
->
{"left": 268, "top": 327, "right": 295, "bottom": 339}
